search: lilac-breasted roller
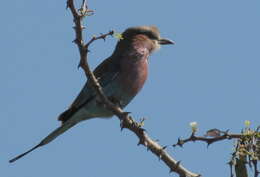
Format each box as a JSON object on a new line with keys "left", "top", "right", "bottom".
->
{"left": 9, "top": 26, "right": 174, "bottom": 163}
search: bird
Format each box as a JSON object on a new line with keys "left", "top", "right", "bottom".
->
{"left": 9, "top": 26, "right": 174, "bottom": 163}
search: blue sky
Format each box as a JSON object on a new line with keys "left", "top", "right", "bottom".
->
{"left": 2, "top": 0, "right": 260, "bottom": 177}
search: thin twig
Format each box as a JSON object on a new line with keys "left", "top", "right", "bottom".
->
{"left": 66, "top": 0, "right": 199, "bottom": 176}
{"left": 173, "top": 132, "right": 242, "bottom": 147}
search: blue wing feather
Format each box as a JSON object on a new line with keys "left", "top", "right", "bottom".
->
{"left": 58, "top": 57, "right": 120, "bottom": 123}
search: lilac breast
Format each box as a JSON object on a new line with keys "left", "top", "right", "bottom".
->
{"left": 119, "top": 54, "right": 149, "bottom": 96}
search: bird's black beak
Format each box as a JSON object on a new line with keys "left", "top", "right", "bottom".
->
{"left": 158, "top": 38, "right": 175, "bottom": 45}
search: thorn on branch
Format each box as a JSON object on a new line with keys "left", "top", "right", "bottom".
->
{"left": 206, "top": 142, "right": 212, "bottom": 148}
{"left": 72, "top": 38, "right": 83, "bottom": 45}
{"left": 137, "top": 140, "right": 141, "bottom": 146}
{"left": 137, "top": 134, "right": 148, "bottom": 146}
{"left": 99, "top": 33, "right": 106, "bottom": 41}
{"left": 137, "top": 139, "right": 143, "bottom": 146}
{"left": 77, "top": 62, "right": 82, "bottom": 69}
{"left": 120, "top": 119, "right": 126, "bottom": 131}
{"left": 172, "top": 161, "right": 181, "bottom": 171}
{"left": 138, "top": 128, "right": 146, "bottom": 135}
{"left": 162, "top": 145, "right": 167, "bottom": 150}
{"left": 158, "top": 146, "right": 167, "bottom": 161}
{"left": 169, "top": 168, "right": 174, "bottom": 173}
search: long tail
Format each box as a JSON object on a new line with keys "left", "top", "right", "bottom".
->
{"left": 9, "top": 120, "right": 78, "bottom": 163}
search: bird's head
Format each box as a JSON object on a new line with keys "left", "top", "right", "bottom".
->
{"left": 120, "top": 26, "right": 174, "bottom": 52}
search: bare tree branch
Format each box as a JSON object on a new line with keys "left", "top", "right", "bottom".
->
{"left": 173, "top": 131, "right": 242, "bottom": 147}
{"left": 173, "top": 127, "right": 260, "bottom": 177}
{"left": 66, "top": 0, "right": 199, "bottom": 176}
